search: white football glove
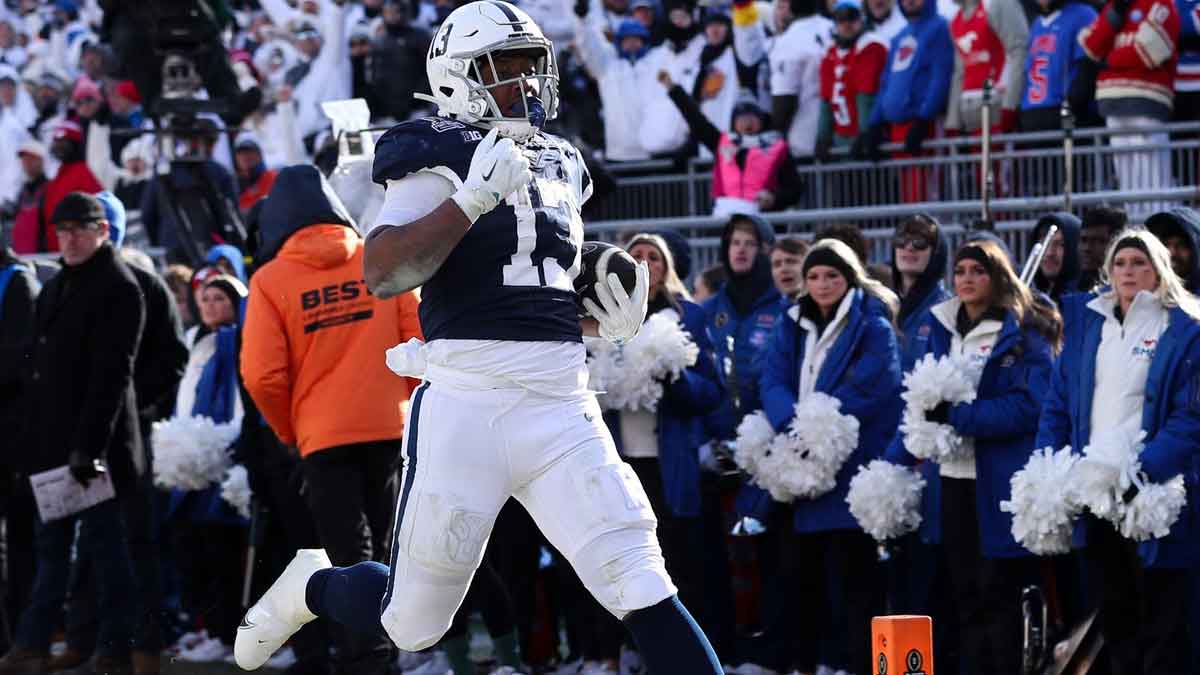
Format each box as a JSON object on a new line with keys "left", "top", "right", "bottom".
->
{"left": 582, "top": 262, "right": 650, "bottom": 345}
{"left": 451, "top": 127, "right": 533, "bottom": 223}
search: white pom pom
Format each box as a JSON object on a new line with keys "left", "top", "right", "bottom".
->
{"left": 220, "top": 464, "right": 253, "bottom": 519}
{"left": 150, "top": 416, "right": 238, "bottom": 491}
{"left": 734, "top": 411, "right": 776, "bottom": 476}
{"left": 1071, "top": 430, "right": 1144, "bottom": 522}
{"left": 898, "top": 354, "right": 977, "bottom": 463}
{"left": 587, "top": 311, "right": 699, "bottom": 413}
{"left": 1001, "top": 447, "right": 1082, "bottom": 555}
{"left": 846, "top": 460, "right": 926, "bottom": 541}
{"left": 1119, "top": 475, "right": 1187, "bottom": 541}
{"left": 751, "top": 393, "right": 860, "bottom": 501}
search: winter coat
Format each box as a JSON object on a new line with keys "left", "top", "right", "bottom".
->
{"left": 1080, "top": 0, "right": 1180, "bottom": 120}
{"left": 945, "top": 0, "right": 1030, "bottom": 131}
{"left": 127, "top": 263, "right": 187, "bottom": 426}
{"left": 761, "top": 290, "right": 903, "bottom": 533}
{"left": 870, "top": 0, "right": 956, "bottom": 127}
{"left": 22, "top": 243, "right": 145, "bottom": 493}
{"left": 17, "top": 160, "right": 103, "bottom": 254}
{"left": 0, "top": 251, "right": 38, "bottom": 441}
{"left": 1030, "top": 212, "right": 1082, "bottom": 303}
{"left": 887, "top": 305, "right": 1054, "bottom": 558}
{"left": 606, "top": 300, "right": 724, "bottom": 517}
{"left": 1146, "top": 207, "right": 1200, "bottom": 293}
{"left": 894, "top": 231, "right": 951, "bottom": 372}
{"left": 241, "top": 166, "right": 423, "bottom": 457}
{"left": 770, "top": 15, "right": 834, "bottom": 157}
{"left": 1037, "top": 293, "right": 1200, "bottom": 568}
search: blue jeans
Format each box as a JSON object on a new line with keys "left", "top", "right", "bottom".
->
{"left": 17, "top": 497, "right": 136, "bottom": 658}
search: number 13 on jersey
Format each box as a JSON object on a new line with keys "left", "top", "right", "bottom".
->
{"left": 502, "top": 179, "right": 583, "bottom": 291}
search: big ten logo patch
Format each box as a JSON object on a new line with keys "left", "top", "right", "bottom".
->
{"left": 299, "top": 279, "right": 374, "bottom": 334}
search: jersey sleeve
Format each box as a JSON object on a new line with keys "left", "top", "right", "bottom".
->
{"left": 371, "top": 118, "right": 478, "bottom": 188}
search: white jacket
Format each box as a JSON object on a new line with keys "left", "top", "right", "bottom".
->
{"left": 1088, "top": 291, "right": 1169, "bottom": 444}
{"left": 574, "top": 17, "right": 664, "bottom": 161}
{"left": 796, "top": 289, "right": 858, "bottom": 398}
{"left": 640, "top": 35, "right": 706, "bottom": 156}
{"left": 769, "top": 15, "right": 832, "bottom": 157}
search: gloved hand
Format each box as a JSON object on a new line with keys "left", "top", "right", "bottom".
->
{"left": 582, "top": 263, "right": 650, "bottom": 345}
{"left": 904, "top": 119, "right": 929, "bottom": 155}
{"left": 574, "top": 0, "right": 590, "bottom": 17}
{"left": 68, "top": 450, "right": 104, "bottom": 486}
{"left": 851, "top": 124, "right": 883, "bottom": 161}
{"left": 451, "top": 127, "right": 533, "bottom": 224}
{"left": 926, "top": 401, "right": 952, "bottom": 425}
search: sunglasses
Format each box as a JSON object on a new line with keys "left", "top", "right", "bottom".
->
{"left": 53, "top": 220, "right": 102, "bottom": 234}
{"left": 893, "top": 236, "right": 932, "bottom": 251}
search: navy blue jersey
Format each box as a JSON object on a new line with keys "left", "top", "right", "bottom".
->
{"left": 373, "top": 117, "right": 592, "bottom": 343}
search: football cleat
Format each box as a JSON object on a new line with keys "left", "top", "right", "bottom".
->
{"left": 234, "top": 549, "right": 331, "bottom": 670}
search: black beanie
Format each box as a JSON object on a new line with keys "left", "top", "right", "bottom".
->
{"left": 803, "top": 246, "right": 856, "bottom": 283}
{"left": 1112, "top": 235, "right": 1152, "bottom": 261}
{"left": 954, "top": 244, "right": 993, "bottom": 272}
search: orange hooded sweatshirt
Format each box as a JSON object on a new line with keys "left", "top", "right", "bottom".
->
{"left": 241, "top": 223, "right": 422, "bottom": 456}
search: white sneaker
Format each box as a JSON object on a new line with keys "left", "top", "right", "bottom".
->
{"left": 264, "top": 646, "right": 298, "bottom": 669}
{"left": 178, "top": 636, "right": 233, "bottom": 663}
{"left": 234, "top": 549, "right": 331, "bottom": 670}
{"left": 405, "top": 650, "right": 452, "bottom": 674}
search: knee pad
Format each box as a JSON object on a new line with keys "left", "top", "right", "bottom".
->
{"left": 572, "top": 526, "right": 678, "bottom": 620}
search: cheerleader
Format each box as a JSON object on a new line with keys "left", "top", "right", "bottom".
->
{"left": 884, "top": 238, "right": 1061, "bottom": 675}
{"left": 758, "top": 239, "right": 902, "bottom": 675}
{"left": 1036, "top": 229, "right": 1200, "bottom": 675}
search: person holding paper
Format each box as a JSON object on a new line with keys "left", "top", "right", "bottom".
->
{"left": 0, "top": 192, "right": 143, "bottom": 675}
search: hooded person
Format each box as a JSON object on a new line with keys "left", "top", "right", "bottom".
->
{"left": 239, "top": 165, "right": 423, "bottom": 673}
{"left": 1145, "top": 208, "right": 1200, "bottom": 293}
{"left": 21, "top": 120, "right": 102, "bottom": 253}
{"left": 1029, "top": 212, "right": 1083, "bottom": 303}
{"left": 816, "top": 0, "right": 888, "bottom": 158}
{"left": 204, "top": 244, "right": 248, "bottom": 285}
{"left": 657, "top": 78, "right": 798, "bottom": 216}
{"left": 702, "top": 213, "right": 781, "bottom": 443}
{"left": 891, "top": 214, "right": 951, "bottom": 371}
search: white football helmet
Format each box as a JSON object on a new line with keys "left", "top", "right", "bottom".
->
{"left": 416, "top": 1, "right": 559, "bottom": 142}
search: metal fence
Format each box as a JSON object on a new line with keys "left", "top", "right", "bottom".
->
{"left": 587, "top": 122, "right": 1200, "bottom": 225}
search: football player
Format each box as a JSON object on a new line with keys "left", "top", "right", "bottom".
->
{"left": 233, "top": 3, "right": 723, "bottom": 674}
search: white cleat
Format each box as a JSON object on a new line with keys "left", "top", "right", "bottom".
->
{"left": 234, "top": 549, "right": 331, "bottom": 670}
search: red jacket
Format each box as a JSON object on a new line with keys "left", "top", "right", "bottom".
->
{"left": 12, "top": 161, "right": 102, "bottom": 253}
{"left": 238, "top": 168, "right": 277, "bottom": 212}
{"left": 1080, "top": 0, "right": 1180, "bottom": 114}
{"left": 820, "top": 36, "right": 888, "bottom": 138}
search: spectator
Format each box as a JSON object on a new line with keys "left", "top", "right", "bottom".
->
{"left": 519, "top": 0, "right": 578, "bottom": 46}
{"left": 815, "top": 221, "right": 871, "bottom": 265}
{"left": 30, "top": 73, "right": 66, "bottom": 144}
{"left": 1146, "top": 207, "right": 1200, "bottom": 292}
{"left": 240, "top": 165, "right": 423, "bottom": 674}
{"left": 658, "top": 78, "right": 799, "bottom": 215}
{"left": 67, "top": 77, "right": 106, "bottom": 133}
{"left": 262, "top": 0, "right": 352, "bottom": 139}
{"left": 348, "top": 26, "right": 375, "bottom": 108}
{"left": 759, "top": 238, "right": 900, "bottom": 674}
{"left": 140, "top": 120, "right": 242, "bottom": 265}
{"left": 1022, "top": 0, "right": 1097, "bottom": 129}
{"left": 636, "top": 0, "right": 710, "bottom": 156}
{"left": 731, "top": 0, "right": 796, "bottom": 106}
{"left": 867, "top": 0, "right": 909, "bottom": 40}
{"left": 887, "top": 237, "right": 1059, "bottom": 675}
{"left": 1173, "top": 0, "right": 1200, "bottom": 122}
{"left": 234, "top": 133, "right": 278, "bottom": 212}
{"left": 0, "top": 65, "right": 35, "bottom": 130}
{"left": 105, "top": 79, "right": 144, "bottom": 162}
{"left": 0, "top": 193, "right": 143, "bottom": 674}
{"left": 367, "top": 0, "right": 432, "bottom": 123}
{"left": 84, "top": 120, "right": 154, "bottom": 206}
{"left": 1076, "top": 0, "right": 1180, "bottom": 218}
{"left": 891, "top": 213, "right": 950, "bottom": 371}
{"left": 1028, "top": 212, "right": 1082, "bottom": 304}
{"left": 945, "top": 0, "right": 1028, "bottom": 137}
{"left": 691, "top": 13, "right": 741, "bottom": 141}
{"left": 0, "top": 17, "right": 27, "bottom": 69}
{"left": 239, "top": 83, "right": 306, "bottom": 170}
{"left": 770, "top": 235, "right": 810, "bottom": 301}
{"left": 1077, "top": 206, "right": 1127, "bottom": 291}
{"left": 693, "top": 263, "right": 729, "bottom": 301}
{"left": 631, "top": 0, "right": 661, "bottom": 43}
{"left": 816, "top": 0, "right": 888, "bottom": 159}
{"left": 574, "top": 3, "right": 664, "bottom": 161}
{"left": 14, "top": 120, "right": 101, "bottom": 254}
{"left": 164, "top": 263, "right": 196, "bottom": 329}
{"left": 5, "top": 140, "right": 48, "bottom": 251}
{"left": 855, "top": 0, "right": 954, "bottom": 203}
{"left": 767, "top": 0, "right": 834, "bottom": 158}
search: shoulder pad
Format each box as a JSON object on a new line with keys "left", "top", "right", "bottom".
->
{"left": 371, "top": 117, "right": 485, "bottom": 186}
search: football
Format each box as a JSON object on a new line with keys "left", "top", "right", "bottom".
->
{"left": 575, "top": 241, "right": 640, "bottom": 317}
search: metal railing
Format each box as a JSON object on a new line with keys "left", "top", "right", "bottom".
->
{"left": 587, "top": 122, "right": 1200, "bottom": 223}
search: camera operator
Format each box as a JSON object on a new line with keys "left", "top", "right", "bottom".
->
{"left": 140, "top": 118, "right": 242, "bottom": 265}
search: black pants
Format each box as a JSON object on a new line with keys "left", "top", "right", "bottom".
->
{"left": 1083, "top": 515, "right": 1191, "bottom": 675}
{"left": 0, "top": 481, "right": 37, "bottom": 654}
{"left": 941, "top": 477, "right": 1038, "bottom": 675}
{"left": 488, "top": 501, "right": 544, "bottom": 663}
{"left": 301, "top": 440, "right": 401, "bottom": 674}
{"left": 67, "top": 468, "right": 164, "bottom": 654}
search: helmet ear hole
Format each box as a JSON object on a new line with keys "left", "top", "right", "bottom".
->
{"left": 439, "top": 86, "right": 454, "bottom": 98}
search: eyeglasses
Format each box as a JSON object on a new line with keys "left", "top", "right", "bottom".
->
{"left": 893, "top": 236, "right": 932, "bottom": 251}
{"left": 53, "top": 220, "right": 102, "bottom": 234}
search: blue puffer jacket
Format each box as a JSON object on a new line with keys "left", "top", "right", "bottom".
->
{"left": 702, "top": 284, "right": 784, "bottom": 441}
{"left": 886, "top": 304, "right": 1054, "bottom": 559}
{"left": 1037, "top": 293, "right": 1200, "bottom": 569}
{"left": 608, "top": 299, "right": 723, "bottom": 518}
{"left": 760, "top": 290, "right": 903, "bottom": 534}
